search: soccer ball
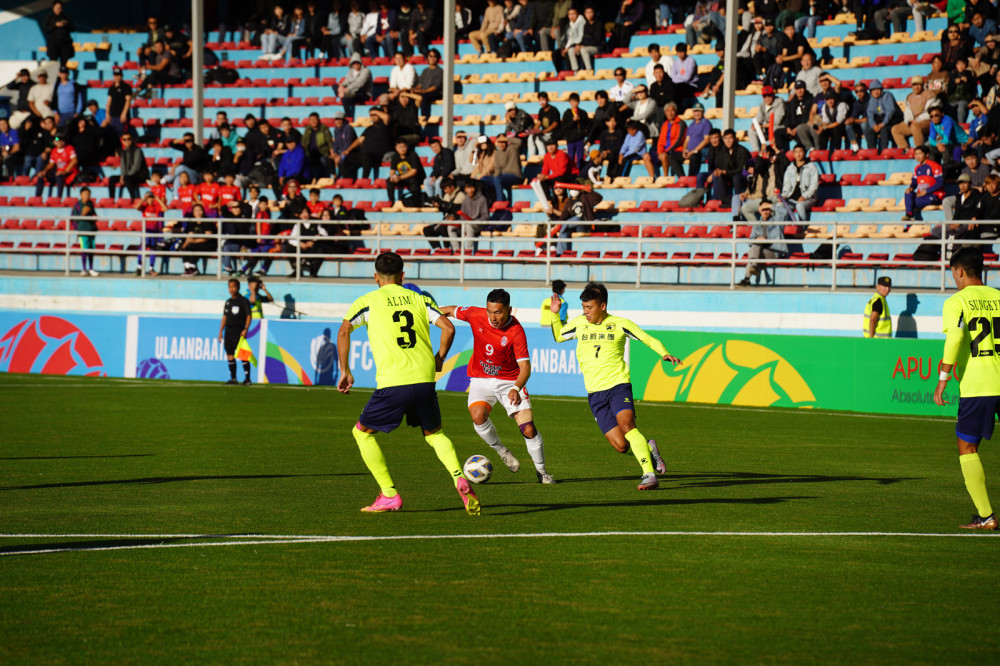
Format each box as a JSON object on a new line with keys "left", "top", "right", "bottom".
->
{"left": 463, "top": 455, "right": 493, "bottom": 484}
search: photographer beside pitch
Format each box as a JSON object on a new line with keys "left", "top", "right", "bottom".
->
{"left": 549, "top": 282, "right": 681, "bottom": 490}
{"left": 933, "top": 247, "right": 998, "bottom": 530}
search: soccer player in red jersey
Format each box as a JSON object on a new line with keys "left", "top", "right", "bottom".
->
{"left": 441, "top": 289, "right": 555, "bottom": 483}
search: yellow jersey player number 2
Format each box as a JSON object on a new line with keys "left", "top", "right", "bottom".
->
{"left": 337, "top": 252, "right": 481, "bottom": 516}
{"left": 933, "top": 247, "right": 998, "bottom": 530}
{"left": 550, "top": 281, "right": 682, "bottom": 490}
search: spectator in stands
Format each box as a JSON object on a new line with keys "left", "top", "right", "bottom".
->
{"left": 70, "top": 186, "right": 98, "bottom": 276}
{"left": 173, "top": 170, "right": 196, "bottom": 214}
{"left": 6, "top": 69, "right": 34, "bottom": 130}
{"left": 43, "top": 1, "right": 75, "bottom": 67}
{"left": 629, "top": 84, "right": 661, "bottom": 139}
{"left": 553, "top": 186, "right": 603, "bottom": 255}
{"left": 597, "top": 115, "right": 626, "bottom": 178}
{"left": 163, "top": 25, "right": 194, "bottom": 72}
{"left": 670, "top": 43, "right": 699, "bottom": 110}
{"left": 34, "top": 133, "right": 76, "bottom": 198}
{"left": 179, "top": 204, "right": 217, "bottom": 276}
{"left": 510, "top": 0, "right": 535, "bottom": 53}
{"left": 141, "top": 41, "right": 183, "bottom": 97}
{"left": 112, "top": 132, "right": 146, "bottom": 200}
{"left": 657, "top": 102, "right": 687, "bottom": 177}
{"left": 750, "top": 87, "right": 786, "bottom": 152}
{"left": 843, "top": 82, "right": 871, "bottom": 152}
{"left": 197, "top": 170, "right": 222, "bottom": 217}
{"left": 798, "top": 93, "right": 849, "bottom": 152}
{"left": 457, "top": 180, "right": 488, "bottom": 251}
{"left": 389, "top": 91, "right": 423, "bottom": 146}
{"left": 969, "top": 12, "right": 996, "bottom": 46}
{"left": 219, "top": 172, "right": 241, "bottom": 210}
{"left": 273, "top": 179, "right": 308, "bottom": 221}
{"left": 426, "top": 176, "right": 464, "bottom": 250}
{"left": 221, "top": 199, "right": 253, "bottom": 276}
{"left": 608, "top": 67, "right": 636, "bottom": 113}
{"left": 469, "top": 0, "right": 505, "bottom": 54}
{"left": 276, "top": 7, "right": 308, "bottom": 62}
{"left": 680, "top": 102, "right": 711, "bottom": 177}
{"left": 942, "top": 23, "right": 975, "bottom": 71}
{"left": 386, "top": 139, "right": 424, "bottom": 204}
{"left": 694, "top": 128, "right": 722, "bottom": 191}
{"left": 330, "top": 111, "right": 360, "bottom": 179}
{"left": 51, "top": 66, "right": 82, "bottom": 130}
{"left": 644, "top": 43, "right": 673, "bottom": 86}
{"left": 388, "top": 51, "right": 417, "bottom": 101}
{"left": 738, "top": 202, "right": 786, "bottom": 286}
{"left": 901, "top": 144, "right": 945, "bottom": 222}
{"left": 485, "top": 134, "right": 524, "bottom": 202}
{"left": 302, "top": 112, "right": 336, "bottom": 179}
{"left": 495, "top": 0, "right": 521, "bottom": 54}
{"left": 102, "top": 67, "right": 132, "bottom": 137}
{"left": 948, "top": 58, "right": 975, "bottom": 123}
{"left": 892, "top": 76, "right": 935, "bottom": 148}
{"left": 259, "top": 5, "right": 292, "bottom": 61}
{"left": 503, "top": 101, "right": 534, "bottom": 154}
{"left": 944, "top": 150, "right": 990, "bottom": 220}
{"left": 561, "top": 94, "right": 589, "bottom": 172}
{"left": 0, "top": 118, "right": 21, "bottom": 180}
{"left": 341, "top": 0, "right": 365, "bottom": 57}
{"left": 785, "top": 81, "right": 815, "bottom": 148}
{"left": 412, "top": 48, "right": 443, "bottom": 117}
{"left": 423, "top": 136, "right": 455, "bottom": 199}
{"left": 278, "top": 135, "right": 310, "bottom": 187}
{"left": 685, "top": 2, "right": 724, "bottom": 46}
{"left": 741, "top": 144, "right": 788, "bottom": 221}
{"left": 648, "top": 64, "right": 673, "bottom": 111}
{"left": 165, "top": 132, "right": 207, "bottom": 185}
{"left": 452, "top": 130, "right": 477, "bottom": 188}
{"left": 753, "top": 19, "right": 783, "bottom": 86}
{"left": 949, "top": 174, "right": 982, "bottom": 231}
{"left": 528, "top": 91, "right": 562, "bottom": 159}
{"left": 471, "top": 135, "right": 496, "bottom": 189}
{"left": 548, "top": 0, "right": 572, "bottom": 51}
{"left": 929, "top": 105, "right": 967, "bottom": 166}
{"left": 737, "top": 17, "right": 765, "bottom": 85}
{"left": 361, "top": 1, "right": 396, "bottom": 57}
{"left": 553, "top": 6, "right": 585, "bottom": 72}
{"left": 303, "top": 2, "right": 327, "bottom": 58}
{"left": 875, "top": 0, "right": 924, "bottom": 38}
{"left": 137, "top": 16, "right": 165, "bottom": 65}
{"left": 609, "top": 0, "right": 645, "bottom": 51}
{"left": 135, "top": 187, "right": 166, "bottom": 275}
{"left": 538, "top": 139, "right": 573, "bottom": 198}
{"left": 589, "top": 91, "right": 617, "bottom": 143}
{"left": 319, "top": 1, "right": 344, "bottom": 59}
{"left": 28, "top": 71, "right": 55, "bottom": 122}
{"left": 707, "top": 129, "right": 750, "bottom": 207}
{"left": 620, "top": 120, "right": 656, "bottom": 178}
{"left": 779, "top": 144, "right": 818, "bottom": 221}
{"left": 794, "top": 52, "right": 825, "bottom": 96}
{"left": 455, "top": 1, "right": 475, "bottom": 41}
{"left": 576, "top": 7, "right": 604, "bottom": 72}
{"left": 974, "top": 174, "right": 1000, "bottom": 248}
{"left": 206, "top": 139, "right": 236, "bottom": 181}
{"left": 776, "top": 22, "right": 815, "bottom": 80}
{"left": 19, "top": 117, "right": 47, "bottom": 178}
{"left": 862, "top": 80, "right": 901, "bottom": 152}
{"left": 338, "top": 53, "right": 373, "bottom": 119}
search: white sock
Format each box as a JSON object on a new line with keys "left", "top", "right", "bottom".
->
{"left": 473, "top": 419, "right": 503, "bottom": 451}
{"left": 525, "top": 433, "right": 546, "bottom": 473}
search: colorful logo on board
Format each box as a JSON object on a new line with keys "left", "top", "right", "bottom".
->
{"left": 436, "top": 347, "right": 474, "bottom": 392}
{"left": 643, "top": 340, "right": 815, "bottom": 408}
{"left": 0, "top": 316, "right": 106, "bottom": 376}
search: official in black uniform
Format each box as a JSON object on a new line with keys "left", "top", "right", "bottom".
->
{"left": 218, "top": 278, "right": 253, "bottom": 385}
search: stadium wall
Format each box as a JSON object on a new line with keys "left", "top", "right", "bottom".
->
{"left": 0, "top": 308, "right": 955, "bottom": 417}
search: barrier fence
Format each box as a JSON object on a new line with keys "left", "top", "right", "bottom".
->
{"left": 0, "top": 213, "right": 986, "bottom": 289}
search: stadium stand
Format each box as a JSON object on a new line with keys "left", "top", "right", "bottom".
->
{"left": 0, "top": 3, "right": 992, "bottom": 288}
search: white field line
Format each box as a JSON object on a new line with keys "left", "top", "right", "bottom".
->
{"left": 1, "top": 531, "right": 997, "bottom": 557}
{"left": 0, "top": 378, "right": 955, "bottom": 422}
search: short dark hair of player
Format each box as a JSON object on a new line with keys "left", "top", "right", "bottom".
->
{"left": 248, "top": 275, "right": 261, "bottom": 285}
{"left": 552, "top": 279, "right": 566, "bottom": 294}
{"left": 951, "top": 246, "right": 984, "bottom": 278}
{"left": 228, "top": 278, "right": 240, "bottom": 287}
{"left": 487, "top": 288, "right": 510, "bottom": 307}
{"left": 580, "top": 281, "right": 608, "bottom": 305}
{"left": 375, "top": 251, "right": 404, "bottom": 277}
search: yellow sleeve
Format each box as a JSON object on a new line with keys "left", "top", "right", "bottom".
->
{"left": 552, "top": 314, "right": 583, "bottom": 343}
{"left": 620, "top": 318, "right": 670, "bottom": 358}
{"left": 941, "top": 297, "right": 965, "bottom": 365}
{"left": 345, "top": 294, "right": 370, "bottom": 331}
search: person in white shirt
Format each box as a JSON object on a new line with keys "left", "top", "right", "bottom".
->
{"left": 608, "top": 67, "right": 635, "bottom": 106}
{"left": 27, "top": 72, "right": 55, "bottom": 119}
{"left": 387, "top": 51, "right": 416, "bottom": 101}
{"left": 644, "top": 43, "right": 673, "bottom": 86}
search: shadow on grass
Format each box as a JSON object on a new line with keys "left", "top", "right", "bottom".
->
{"left": 0, "top": 454, "right": 156, "bottom": 461}
{"left": 0, "top": 473, "right": 366, "bottom": 491}
{"left": 417, "top": 495, "right": 817, "bottom": 516}
{"left": 0, "top": 536, "right": 243, "bottom": 556}
{"left": 536, "top": 471, "right": 919, "bottom": 487}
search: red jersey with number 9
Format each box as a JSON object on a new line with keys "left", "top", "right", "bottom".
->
{"left": 455, "top": 305, "right": 529, "bottom": 380}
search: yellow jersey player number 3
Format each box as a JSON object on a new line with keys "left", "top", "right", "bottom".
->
{"left": 550, "top": 281, "right": 682, "bottom": 490}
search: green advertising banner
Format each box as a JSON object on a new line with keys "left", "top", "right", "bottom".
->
{"left": 630, "top": 332, "right": 958, "bottom": 417}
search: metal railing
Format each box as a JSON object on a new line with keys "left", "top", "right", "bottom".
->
{"left": 0, "top": 213, "right": 983, "bottom": 290}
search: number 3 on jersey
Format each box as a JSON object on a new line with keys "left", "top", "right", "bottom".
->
{"left": 393, "top": 310, "right": 416, "bottom": 348}
{"left": 969, "top": 316, "right": 1000, "bottom": 357}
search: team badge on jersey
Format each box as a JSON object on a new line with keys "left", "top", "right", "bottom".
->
{"left": 501, "top": 336, "right": 508, "bottom": 347}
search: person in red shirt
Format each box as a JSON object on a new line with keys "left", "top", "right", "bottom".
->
{"left": 134, "top": 190, "right": 167, "bottom": 275}
{"left": 147, "top": 171, "right": 167, "bottom": 202}
{"left": 197, "top": 170, "right": 221, "bottom": 216}
{"left": 537, "top": 140, "right": 575, "bottom": 201}
{"left": 440, "top": 289, "right": 555, "bottom": 483}
{"left": 174, "top": 170, "right": 196, "bottom": 214}
{"left": 217, "top": 172, "right": 241, "bottom": 209}
{"left": 305, "top": 187, "right": 327, "bottom": 217}
{"left": 34, "top": 134, "right": 78, "bottom": 198}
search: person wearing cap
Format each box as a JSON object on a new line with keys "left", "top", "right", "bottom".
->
{"left": 503, "top": 101, "right": 534, "bottom": 155}
{"left": 301, "top": 112, "right": 336, "bottom": 178}
{"left": 278, "top": 133, "right": 310, "bottom": 188}
{"left": 786, "top": 80, "right": 815, "bottom": 148}
{"left": 425, "top": 177, "right": 465, "bottom": 251}
{"left": 5, "top": 69, "right": 35, "bottom": 129}
{"left": 103, "top": 66, "right": 133, "bottom": 136}
{"left": 892, "top": 76, "right": 935, "bottom": 148}
{"left": 423, "top": 136, "right": 456, "bottom": 200}
{"left": 750, "top": 86, "right": 787, "bottom": 152}
{"left": 43, "top": 1, "right": 75, "bottom": 66}
{"left": 737, "top": 201, "right": 786, "bottom": 287}
{"left": 903, "top": 144, "right": 945, "bottom": 221}
{"left": 27, "top": 71, "right": 55, "bottom": 121}
{"left": 644, "top": 43, "right": 673, "bottom": 86}
{"left": 337, "top": 53, "right": 373, "bottom": 119}
{"left": 33, "top": 133, "right": 77, "bottom": 199}
{"left": 52, "top": 66, "right": 82, "bottom": 129}
{"left": 680, "top": 102, "right": 712, "bottom": 177}
{"left": 864, "top": 80, "right": 901, "bottom": 152}
{"left": 863, "top": 277, "right": 892, "bottom": 338}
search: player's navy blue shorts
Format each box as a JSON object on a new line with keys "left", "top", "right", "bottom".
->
{"left": 588, "top": 382, "right": 636, "bottom": 434}
{"left": 956, "top": 395, "right": 1000, "bottom": 444}
{"left": 359, "top": 382, "right": 442, "bottom": 433}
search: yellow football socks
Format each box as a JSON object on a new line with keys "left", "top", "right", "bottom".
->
{"left": 625, "top": 429, "right": 656, "bottom": 476}
{"left": 960, "top": 453, "right": 993, "bottom": 517}
{"left": 425, "top": 431, "right": 465, "bottom": 487}
{"left": 352, "top": 427, "right": 397, "bottom": 498}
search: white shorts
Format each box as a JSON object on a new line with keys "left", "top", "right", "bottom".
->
{"left": 467, "top": 377, "right": 531, "bottom": 417}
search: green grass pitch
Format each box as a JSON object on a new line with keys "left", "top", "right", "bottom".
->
{"left": 1, "top": 373, "right": 997, "bottom": 664}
